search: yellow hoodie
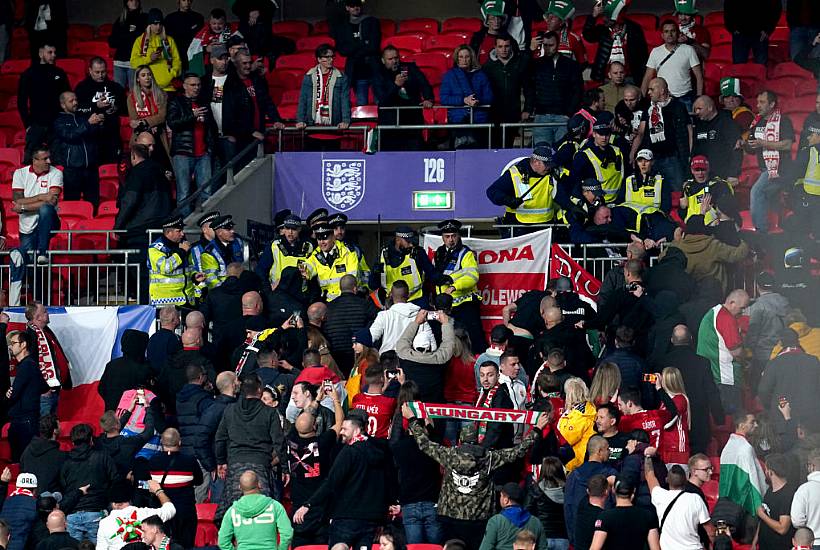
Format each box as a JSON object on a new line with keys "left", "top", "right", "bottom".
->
{"left": 770, "top": 322, "right": 820, "bottom": 361}
{"left": 558, "top": 400, "right": 597, "bottom": 472}
{"left": 130, "top": 32, "right": 181, "bottom": 91}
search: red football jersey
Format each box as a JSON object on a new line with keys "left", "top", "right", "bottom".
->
{"left": 619, "top": 409, "right": 670, "bottom": 450}
{"left": 351, "top": 393, "right": 397, "bottom": 439}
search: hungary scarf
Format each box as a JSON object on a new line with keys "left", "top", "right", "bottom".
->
{"left": 718, "top": 433, "right": 767, "bottom": 516}
{"left": 751, "top": 109, "right": 782, "bottom": 178}
{"left": 235, "top": 328, "right": 278, "bottom": 376}
{"left": 406, "top": 401, "right": 548, "bottom": 425}
{"left": 29, "top": 323, "right": 69, "bottom": 389}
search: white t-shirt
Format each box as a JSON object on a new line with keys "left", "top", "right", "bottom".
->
{"left": 646, "top": 43, "right": 700, "bottom": 98}
{"left": 210, "top": 74, "right": 228, "bottom": 135}
{"left": 11, "top": 165, "right": 63, "bottom": 234}
{"left": 651, "top": 486, "right": 710, "bottom": 550}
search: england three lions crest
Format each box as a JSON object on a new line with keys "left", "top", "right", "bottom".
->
{"left": 322, "top": 159, "right": 365, "bottom": 212}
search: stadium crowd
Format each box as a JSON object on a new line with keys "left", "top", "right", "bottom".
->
{"left": 0, "top": 0, "right": 818, "bottom": 550}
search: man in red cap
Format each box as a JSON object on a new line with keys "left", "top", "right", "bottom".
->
{"left": 680, "top": 155, "right": 737, "bottom": 227}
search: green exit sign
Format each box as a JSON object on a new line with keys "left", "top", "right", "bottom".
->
{"left": 413, "top": 190, "right": 454, "bottom": 210}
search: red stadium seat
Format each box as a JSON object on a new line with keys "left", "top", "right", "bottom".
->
{"left": 721, "top": 63, "right": 766, "bottom": 82}
{"left": 278, "top": 103, "right": 298, "bottom": 121}
{"left": 275, "top": 53, "right": 318, "bottom": 71}
{"left": 296, "top": 36, "right": 334, "bottom": 52}
{"left": 68, "top": 41, "right": 111, "bottom": 59}
{"left": 67, "top": 24, "right": 95, "bottom": 41}
{"left": 99, "top": 179, "right": 118, "bottom": 202}
{"left": 195, "top": 503, "right": 218, "bottom": 547}
{"left": 5, "top": 95, "right": 16, "bottom": 111}
{"left": 709, "top": 44, "right": 732, "bottom": 65}
{"left": 405, "top": 52, "right": 449, "bottom": 74}
{"left": 399, "top": 18, "right": 439, "bottom": 35}
{"left": 424, "top": 33, "right": 471, "bottom": 52}
{"left": 58, "top": 58, "right": 88, "bottom": 87}
{"left": 442, "top": 17, "right": 482, "bottom": 34}
{"left": 1, "top": 59, "right": 29, "bottom": 75}
{"left": 57, "top": 201, "right": 94, "bottom": 228}
{"left": 272, "top": 20, "right": 310, "bottom": 38}
{"left": 770, "top": 61, "right": 815, "bottom": 80}
{"left": 313, "top": 20, "right": 330, "bottom": 34}
{"left": 766, "top": 79, "right": 796, "bottom": 99}
{"left": 702, "top": 479, "right": 719, "bottom": 511}
{"left": 0, "top": 147, "right": 21, "bottom": 179}
{"left": 97, "top": 201, "right": 118, "bottom": 219}
{"left": 408, "top": 546, "right": 443, "bottom": 550}
{"left": 783, "top": 95, "right": 817, "bottom": 113}
{"left": 293, "top": 546, "right": 328, "bottom": 550}
{"left": 785, "top": 110, "right": 811, "bottom": 133}
{"left": 280, "top": 89, "right": 300, "bottom": 106}
{"left": 0, "top": 184, "right": 13, "bottom": 201}
{"left": 425, "top": 48, "right": 454, "bottom": 63}
{"left": 711, "top": 27, "right": 732, "bottom": 46}
{"left": 419, "top": 66, "right": 443, "bottom": 87}
{"left": 628, "top": 13, "right": 658, "bottom": 31}
{"left": 382, "top": 33, "right": 426, "bottom": 54}
{"left": 704, "top": 11, "right": 724, "bottom": 28}
{"left": 4, "top": 217, "right": 19, "bottom": 247}
{"left": 96, "top": 24, "right": 113, "bottom": 38}
{"left": 380, "top": 19, "right": 397, "bottom": 39}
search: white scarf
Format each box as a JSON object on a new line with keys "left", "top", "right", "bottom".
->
{"left": 309, "top": 66, "right": 341, "bottom": 125}
{"left": 649, "top": 97, "right": 672, "bottom": 144}
{"left": 753, "top": 109, "right": 782, "bottom": 178}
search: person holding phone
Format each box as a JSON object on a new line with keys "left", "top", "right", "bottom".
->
{"left": 129, "top": 8, "right": 182, "bottom": 92}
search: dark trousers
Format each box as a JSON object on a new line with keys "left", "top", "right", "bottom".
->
{"left": 62, "top": 166, "right": 100, "bottom": 206}
{"left": 438, "top": 516, "right": 488, "bottom": 550}
{"left": 168, "top": 507, "right": 197, "bottom": 549}
{"left": 452, "top": 299, "right": 488, "bottom": 354}
{"left": 291, "top": 505, "right": 328, "bottom": 547}
{"left": 9, "top": 417, "right": 37, "bottom": 462}
{"left": 732, "top": 32, "right": 769, "bottom": 64}
{"left": 328, "top": 518, "right": 380, "bottom": 550}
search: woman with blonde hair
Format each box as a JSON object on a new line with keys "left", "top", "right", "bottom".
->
{"left": 128, "top": 8, "right": 181, "bottom": 91}
{"left": 127, "top": 65, "right": 170, "bottom": 157}
{"left": 656, "top": 366, "right": 691, "bottom": 470}
{"left": 345, "top": 328, "right": 380, "bottom": 404}
{"left": 589, "top": 362, "right": 621, "bottom": 406}
{"left": 557, "top": 377, "right": 596, "bottom": 472}
{"left": 440, "top": 44, "right": 493, "bottom": 148}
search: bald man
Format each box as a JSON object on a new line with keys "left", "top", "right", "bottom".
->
{"left": 535, "top": 306, "right": 594, "bottom": 382}
{"left": 53, "top": 90, "right": 104, "bottom": 206}
{"left": 631, "top": 77, "right": 692, "bottom": 192}
{"left": 307, "top": 302, "right": 327, "bottom": 328}
{"left": 197, "top": 371, "right": 239, "bottom": 504}
{"left": 692, "top": 95, "right": 742, "bottom": 183}
{"left": 38, "top": 510, "right": 79, "bottom": 550}
{"left": 147, "top": 306, "right": 182, "bottom": 375}
{"left": 158, "top": 329, "right": 216, "bottom": 412}
{"left": 148, "top": 428, "right": 203, "bottom": 548}
{"left": 218, "top": 470, "right": 293, "bottom": 550}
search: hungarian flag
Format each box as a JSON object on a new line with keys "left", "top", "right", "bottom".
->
{"left": 718, "top": 434, "right": 767, "bottom": 516}
{"left": 187, "top": 27, "right": 237, "bottom": 76}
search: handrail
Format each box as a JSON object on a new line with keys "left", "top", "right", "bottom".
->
{"left": 377, "top": 104, "right": 492, "bottom": 125}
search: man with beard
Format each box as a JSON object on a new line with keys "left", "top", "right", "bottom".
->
{"left": 74, "top": 57, "right": 126, "bottom": 163}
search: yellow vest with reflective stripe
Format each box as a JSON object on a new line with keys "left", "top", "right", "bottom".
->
{"left": 799, "top": 146, "right": 820, "bottom": 196}
{"left": 305, "top": 240, "right": 360, "bottom": 301}
{"left": 583, "top": 147, "right": 624, "bottom": 203}
{"left": 436, "top": 246, "right": 480, "bottom": 306}
{"left": 268, "top": 239, "right": 313, "bottom": 287}
{"left": 505, "top": 166, "right": 556, "bottom": 224}
{"left": 381, "top": 249, "right": 424, "bottom": 302}
{"left": 683, "top": 178, "right": 731, "bottom": 226}
{"left": 148, "top": 239, "right": 189, "bottom": 306}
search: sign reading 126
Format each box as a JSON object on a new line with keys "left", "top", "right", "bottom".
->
{"left": 423, "top": 158, "right": 445, "bottom": 183}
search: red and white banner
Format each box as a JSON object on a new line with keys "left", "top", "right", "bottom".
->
{"left": 424, "top": 229, "right": 553, "bottom": 331}
{"left": 549, "top": 244, "right": 602, "bottom": 301}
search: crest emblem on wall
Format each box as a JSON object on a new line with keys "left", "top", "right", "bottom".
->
{"left": 321, "top": 159, "right": 366, "bottom": 212}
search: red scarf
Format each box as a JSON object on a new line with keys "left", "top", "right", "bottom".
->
{"left": 29, "top": 323, "right": 71, "bottom": 389}
{"left": 132, "top": 91, "right": 159, "bottom": 120}
{"left": 10, "top": 487, "right": 34, "bottom": 498}
{"left": 347, "top": 432, "right": 368, "bottom": 446}
{"left": 476, "top": 384, "right": 499, "bottom": 443}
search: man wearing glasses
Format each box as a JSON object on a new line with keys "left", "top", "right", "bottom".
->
{"left": 684, "top": 453, "right": 713, "bottom": 504}
{"left": 5, "top": 328, "right": 47, "bottom": 461}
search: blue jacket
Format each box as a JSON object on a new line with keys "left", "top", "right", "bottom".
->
{"left": 8, "top": 356, "right": 47, "bottom": 421}
{"left": 51, "top": 112, "right": 100, "bottom": 169}
{"left": 196, "top": 393, "right": 236, "bottom": 471}
{"left": 0, "top": 493, "right": 37, "bottom": 550}
{"left": 175, "top": 383, "right": 214, "bottom": 457}
{"left": 146, "top": 329, "right": 182, "bottom": 376}
{"left": 564, "top": 460, "right": 617, "bottom": 545}
{"left": 440, "top": 67, "right": 493, "bottom": 124}
{"left": 297, "top": 68, "right": 352, "bottom": 126}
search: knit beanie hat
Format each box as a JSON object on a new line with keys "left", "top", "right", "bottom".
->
{"left": 353, "top": 328, "right": 374, "bottom": 348}
{"left": 546, "top": 0, "right": 576, "bottom": 20}
{"left": 481, "top": 0, "right": 508, "bottom": 23}
{"left": 673, "top": 0, "right": 697, "bottom": 15}
{"left": 603, "top": 0, "right": 628, "bottom": 22}
{"left": 720, "top": 77, "right": 742, "bottom": 98}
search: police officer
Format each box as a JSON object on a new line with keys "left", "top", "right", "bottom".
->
{"left": 148, "top": 215, "right": 204, "bottom": 306}
{"left": 789, "top": 123, "right": 820, "bottom": 238}
{"left": 372, "top": 226, "right": 439, "bottom": 307}
{"left": 680, "top": 155, "right": 737, "bottom": 227}
{"left": 306, "top": 208, "right": 329, "bottom": 241}
{"left": 618, "top": 148, "right": 671, "bottom": 234}
{"left": 302, "top": 223, "right": 361, "bottom": 302}
{"left": 189, "top": 210, "right": 219, "bottom": 277}
{"left": 200, "top": 215, "right": 246, "bottom": 289}
{"left": 433, "top": 219, "right": 487, "bottom": 353}
{"left": 486, "top": 146, "right": 569, "bottom": 235}
{"left": 327, "top": 212, "right": 371, "bottom": 290}
{"left": 570, "top": 114, "right": 625, "bottom": 204}
{"left": 554, "top": 114, "right": 592, "bottom": 174}
{"left": 255, "top": 214, "right": 314, "bottom": 289}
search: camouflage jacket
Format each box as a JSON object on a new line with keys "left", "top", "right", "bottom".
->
{"left": 408, "top": 420, "right": 539, "bottom": 521}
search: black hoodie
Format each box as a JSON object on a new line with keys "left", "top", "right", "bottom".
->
{"left": 98, "top": 329, "right": 151, "bottom": 412}
{"left": 645, "top": 246, "right": 695, "bottom": 304}
{"left": 214, "top": 397, "right": 284, "bottom": 465}
{"left": 59, "top": 443, "right": 117, "bottom": 513}
{"left": 19, "top": 437, "right": 66, "bottom": 494}
{"left": 264, "top": 267, "right": 308, "bottom": 327}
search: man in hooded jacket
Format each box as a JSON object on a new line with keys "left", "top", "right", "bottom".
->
{"left": 98, "top": 329, "right": 151, "bottom": 412}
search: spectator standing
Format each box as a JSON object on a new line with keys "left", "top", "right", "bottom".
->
{"left": 1, "top": 472, "right": 39, "bottom": 550}
{"left": 218, "top": 471, "right": 293, "bottom": 550}
{"left": 195, "top": 371, "right": 238, "bottom": 501}
{"left": 96, "top": 479, "right": 176, "bottom": 550}
{"left": 331, "top": 0, "right": 380, "bottom": 106}
{"left": 524, "top": 457, "right": 569, "bottom": 549}
{"left": 656, "top": 367, "right": 690, "bottom": 469}
{"left": 25, "top": 302, "right": 70, "bottom": 417}
{"left": 186, "top": 9, "right": 234, "bottom": 75}
{"left": 20, "top": 415, "right": 65, "bottom": 495}
{"left": 573, "top": 475, "right": 610, "bottom": 550}
{"left": 720, "top": 78, "right": 756, "bottom": 139}
{"left": 370, "top": 282, "right": 434, "bottom": 354}
{"left": 18, "top": 43, "right": 70, "bottom": 163}
{"left": 164, "top": 0, "right": 204, "bottom": 67}
{"left": 582, "top": 1, "right": 649, "bottom": 84}
{"left": 471, "top": 1, "right": 516, "bottom": 64}
{"left": 324, "top": 274, "right": 378, "bottom": 376}
{"left": 296, "top": 44, "right": 351, "bottom": 139}
{"left": 641, "top": 20, "right": 703, "bottom": 111}
{"left": 130, "top": 9, "right": 182, "bottom": 92}
{"left": 5, "top": 330, "right": 46, "bottom": 461}
{"left": 59, "top": 423, "right": 117, "bottom": 542}
{"left": 674, "top": 1, "right": 712, "bottom": 61}
{"left": 601, "top": 325, "right": 648, "bottom": 396}
{"left": 725, "top": 0, "right": 781, "bottom": 64}
{"left": 480, "top": 482, "right": 547, "bottom": 550}
{"left": 24, "top": 1, "right": 66, "bottom": 60}
{"left": 167, "top": 73, "right": 216, "bottom": 215}
{"left": 441, "top": 45, "right": 494, "bottom": 149}
{"left": 685, "top": 454, "right": 713, "bottom": 501}
{"left": 631, "top": 77, "right": 691, "bottom": 192}
{"left": 199, "top": 45, "right": 230, "bottom": 171}
{"left": 747, "top": 90, "right": 795, "bottom": 232}
{"left": 747, "top": 273, "right": 790, "bottom": 387}
{"left": 594, "top": 402, "right": 630, "bottom": 465}
{"left": 483, "top": 34, "right": 529, "bottom": 147}
{"left": 109, "top": 0, "right": 148, "bottom": 88}
{"left": 524, "top": 32, "right": 583, "bottom": 146}
{"left": 98, "top": 331, "right": 151, "bottom": 412}
{"left": 563, "top": 436, "right": 617, "bottom": 547}
{"left": 74, "top": 57, "right": 127, "bottom": 164}
{"left": 791, "top": 449, "right": 820, "bottom": 546}
{"left": 396, "top": 310, "right": 455, "bottom": 403}
{"left": 787, "top": 0, "right": 820, "bottom": 59}
{"left": 175, "top": 363, "right": 214, "bottom": 457}
{"left": 691, "top": 95, "right": 743, "bottom": 184}
{"left": 600, "top": 61, "right": 627, "bottom": 115}
{"left": 557, "top": 379, "right": 597, "bottom": 473}
{"left": 36, "top": 510, "right": 79, "bottom": 550}
{"left": 757, "top": 453, "right": 797, "bottom": 550}
{"left": 372, "top": 45, "right": 433, "bottom": 150}
{"left": 719, "top": 413, "right": 767, "bottom": 518}
{"left": 588, "top": 474, "right": 660, "bottom": 550}
{"left": 147, "top": 307, "right": 181, "bottom": 375}
{"left": 127, "top": 66, "right": 170, "bottom": 162}
{"left": 51, "top": 91, "right": 104, "bottom": 206}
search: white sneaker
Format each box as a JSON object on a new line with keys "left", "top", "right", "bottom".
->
{"left": 36, "top": 255, "right": 48, "bottom": 263}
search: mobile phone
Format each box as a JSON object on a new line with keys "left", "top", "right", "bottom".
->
{"left": 322, "top": 379, "right": 333, "bottom": 393}
{"left": 778, "top": 395, "right": 788, "bottom": 407}
{"left": 385, "top": 369, "right": 398, "bottom": 380}
{"left": 137, "top": 480, "right": 150, "bottom": 490}
{"left": 643, "top": 374, "right": 658, "bottom": 383}
{"left": 289, "top": 310, "right": 300, "bottom": 326}
{"left": 427, "top": 311, "right": 439, "bottom": 321}
{"left": 136, "top": 388, "right": 146, "bottom": 406}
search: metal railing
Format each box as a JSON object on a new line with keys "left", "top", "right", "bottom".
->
{"left": 377, "top": 104, "right": 492, "bottom": 125}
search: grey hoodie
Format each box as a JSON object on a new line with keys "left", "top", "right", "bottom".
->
{"left": 369, "top": 301, "right": 436, "bottom": 353}
{"left": 747, "top": 291, "right": 790, "bottom": 361}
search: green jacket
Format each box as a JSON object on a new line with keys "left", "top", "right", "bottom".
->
{"left": 479, "top": 507, "right": 548, "bottom": 550}
{"left": 482, "top": 51, "right": 529, "bottom": 122}
{"left": 218, "top": 493, "right": 293, "bottom": 550}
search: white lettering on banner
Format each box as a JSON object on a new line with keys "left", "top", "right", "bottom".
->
{"left": 423, "top": 158, "right": 445, "bottom": 183}
{"left": 477, "top": 246, "right": 535, "bottom": 264}
{"left": 481, "top": 287, "right": 528, "bottom": 305}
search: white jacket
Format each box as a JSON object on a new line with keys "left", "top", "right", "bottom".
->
{"left": 370, "top": 302, "right": 436, "bottom": 353}
{"left": 791, "top": 471, "right": 820, "bottom": 544}
{"left": 97, "top": 502, "right": 176, "bottom": 550}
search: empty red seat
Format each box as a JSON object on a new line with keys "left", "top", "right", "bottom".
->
{"left": 1, "top": 59, "right": 29, "bottom": 76}
{"left": 57, "top": 58, "right": 88, "bottom": 86}
{"left": 0, "top": 184, "right": 13, "bottom": 201}
{"left": 419, "top": 66, "right": 443, "bottom": 87}
{"left": 399, "top": 18, "right": 439, "bottom": 35}
{"left": 770, "top": 61, "right": 815, "bottom": 80}
{"left": 278, "top": 103, "right": 298, "bottom": 121}
{"left": 0, "top": 147, "right": 21, "bottom": 182}
{"left": 711, "top": 27, "right": 733, "bottom": 46}
{"left": 67, "top": 24, "right": 95, "bottom": 40}
{"left": 628, "top": 13, "right": 658, "bottom": 31}
{"left": 766, "top": 79, "right": 796, "bottom": 99}
{"left": 275, "top": 53, "right": 318, "bottom": 71}
{"left": 710, "top": 44, "right": 732, "bottom": 65}
{"left": 442, "top": 18, "right": 482, "bottom": 34}
{"left": 380, "top": 19, "right": 397, "bottom": 39}
{"left": 280, "top": 89, "right": 300, "bottom": 106}
{"left": 407, "top": 545, "right": 443, "bottom": 550}
{"left": 382, "top": 33, "right": 426, "bottom": 54}
{"left": 57, "top": 200, "right": 94, "bottom": 228}
{"left": 783, "top": 95, "right": 817, "bottom": 113}
{"left": 296, "top": 36, "right": 334, "bottom": 52}
{"left": 702, "top": 479, "right": 719, "bottom": 511}
{"left": 4, "top": 217, "right": 19, "bottom": 247}
{"left": 97, "top": 200, "right": 118, "bottom": 219}
{"left": 424, "top": 33, "right": 470, "bottom": 52}
{"left": 96, "top": 24, "right": 113, "bottom": 38}
{"left": 313, "top": 20, "right": 330, "bottom": 34}
{"left": 704, "top": 11, "right": 724, "bottom": 28}
{"left": 68, "top": 41, "right": 110, "bottom": 59}
{"left": 405, "top": 52, "right": 449, "bottom": 74}
{"left": 272, "top": 20, "right": 310, "bottom": 38}
{"left": 424, "top": 48, "right": 454, "bottom": 63}
{"left": 721, "top": 63, "right": 766, "bottom": 82}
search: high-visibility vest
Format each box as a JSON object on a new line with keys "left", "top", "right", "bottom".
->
{"left": 267, "top": 239, "right": 313, "bottom": 287}
{"left": 305, "top": 240, "right": 360, "bottom": 301}
{"left": 583, "top": 146, "right": 624, "bottom": 203}
{"left": 381, "top": 248, "right": 424, "bottom": 302}
{"left": 683, "top": 178, "right": 731, "bottom": 226}
{"left": 342, "top": 239, "right": 371, "bottom": 291}
{"left": 189, "top": 239, "right": 210, "bottom": 274}
{"left": 624, "top": 173, "right": 663, "bottom": 209}
{"left": 147, "top": 238, "right": 190, "bottom": 306}
{"left": 435, "top": 245, "right": 480, "bottom": 306}
{"left": 505, "top": 165, "right": 556, "bottom": 224}
{"left": 200, "top": 238, "right": 246, "bottom": 289}
{"left": 798, "top": 146, "right": 820, "bottom": 196}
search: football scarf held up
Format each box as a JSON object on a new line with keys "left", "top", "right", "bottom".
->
{"left": 406, "top": 402, "right": 548, "bottom": 425}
